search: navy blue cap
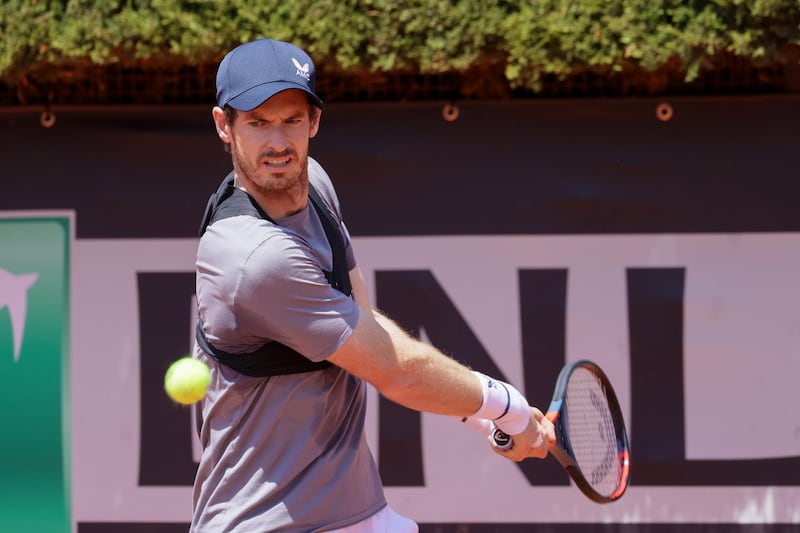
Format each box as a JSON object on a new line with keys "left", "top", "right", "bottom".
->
{"left": 216, "top": 39, "right": 323, "bottom": 111}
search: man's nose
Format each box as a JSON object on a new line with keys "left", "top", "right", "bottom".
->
{"left": 265, "top": 125, "right": 290, "bottom": 151}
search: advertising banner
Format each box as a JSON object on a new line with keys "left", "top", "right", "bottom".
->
{"left": 0, "top": 213, "right": 72, "bottom": 533}
{"left": 68, "top": 233, "right": 800, "bottom": 531}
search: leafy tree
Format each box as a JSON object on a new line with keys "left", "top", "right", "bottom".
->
{"left": 1, "top": 0, "right": 798, "bottom": 99}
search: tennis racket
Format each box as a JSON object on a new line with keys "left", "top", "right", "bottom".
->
{"left": 464, "top": 359, "right": 631, "bottom": 503}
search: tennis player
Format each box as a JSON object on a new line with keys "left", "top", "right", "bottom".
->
{"left": 190, "top": 38, "right": 554, "bottom": 532}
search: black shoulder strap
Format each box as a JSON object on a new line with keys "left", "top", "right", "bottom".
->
{"left": 195, "top": 174, "right": 352, "bottom": 377}
{"left": 195, "top": 317, "right": 332, "bottom": 376}
{"left": 199, "top": 171, "right": 273, "bottom": 234}
{"left": 199, "top": 171, "right": 239, "bottom": 235}
{"left": 308, "top": 185, "right": 352, "bottom": 296}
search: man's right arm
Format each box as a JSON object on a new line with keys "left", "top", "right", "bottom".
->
{"left": 326, "top": 267, "right": 553, "bottom": 461}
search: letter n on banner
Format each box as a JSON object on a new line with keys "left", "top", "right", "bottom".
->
{"left": 375, "top": 270, "right": 510, "bottom": 486}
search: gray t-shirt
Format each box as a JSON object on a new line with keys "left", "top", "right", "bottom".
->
{"left": 191, "top": 158, "right": 386, "bottom": 532}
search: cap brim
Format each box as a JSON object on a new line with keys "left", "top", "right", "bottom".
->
{"left": 227, "top": 81, "right": 324, "bottom": 111}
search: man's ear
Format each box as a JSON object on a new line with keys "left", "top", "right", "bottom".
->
{"left": 212, "top": 106, "right": 232, "bottom": 144}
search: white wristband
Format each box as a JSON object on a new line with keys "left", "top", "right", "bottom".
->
{"left": 470, "top": 371, "right": 530, "bottom": 436}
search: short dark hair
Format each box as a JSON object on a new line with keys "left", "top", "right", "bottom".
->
{"left": 223, "top": 105, "right": 237, "bottom": 127}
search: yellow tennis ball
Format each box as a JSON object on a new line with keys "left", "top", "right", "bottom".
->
{"left": 164, "top": 357, "right": 211, "bottom": 405}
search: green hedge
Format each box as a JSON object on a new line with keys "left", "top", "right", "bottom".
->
{"left": 2, "top": 0, "right": 798, "bottom": 92}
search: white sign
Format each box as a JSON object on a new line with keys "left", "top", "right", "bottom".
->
{"left": 71, "top": 233, "right": 800, "bottom": 528}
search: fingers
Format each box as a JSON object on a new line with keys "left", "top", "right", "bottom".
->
{"left": 537, "top": 410, "right": 557, "bottom": 449}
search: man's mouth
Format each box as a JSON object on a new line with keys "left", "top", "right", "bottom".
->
{"left": 261, "top": 155, "right": 292, "bottom": 170}
{"left": 263, "top": 156, "right": 292, "bottom": 169}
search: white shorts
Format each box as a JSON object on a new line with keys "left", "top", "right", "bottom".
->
{"left": 325, "top": 505, "right": 418, "bottom": 533}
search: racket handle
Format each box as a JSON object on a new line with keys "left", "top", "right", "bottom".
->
{"left": 458, "top": 417, "right": 515, "bottom": 451}
{"left": 491, "top": 427, "right": 547, "bottom": 451}
{"left": 460, "top": 416, "right": 544, "bottom": 451}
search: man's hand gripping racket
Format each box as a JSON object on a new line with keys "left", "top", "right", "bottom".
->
{"left": 462, "top": 360, "right": 631, "bottom": 504}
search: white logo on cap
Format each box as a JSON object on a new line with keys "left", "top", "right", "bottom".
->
{"left": 291, "top": 58, "right": 311, "bottom": 81}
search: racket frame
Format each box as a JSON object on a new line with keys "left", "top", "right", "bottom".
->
{"left": 491, "top": 359, "right": 631, "bottom": 503}
{"left": 546, "top": 359, "right": 630, "bottom": 503}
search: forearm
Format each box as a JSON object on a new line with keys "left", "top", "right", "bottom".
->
{"left": 342, "top": 267, "right": 523, "bottom": 424}
{"left": 372, "top": 311, "right": 532, "bottom": 437}
{"left": 343, "top": 267, "right": 480, "bottom": 414}
{"left": 371, "top": 311, "right": 483, "bottom": 417}
{"left": 344, "top": 243, "right": 551, "bottom": 460}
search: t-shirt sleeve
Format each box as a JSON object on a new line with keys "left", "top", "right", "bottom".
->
{"left": 234, "top": 233, "right": 360, "bottom": 362}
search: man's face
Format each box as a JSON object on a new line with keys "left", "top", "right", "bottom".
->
{"left": 215, "top": 90, "right": 321, "bottom": 196}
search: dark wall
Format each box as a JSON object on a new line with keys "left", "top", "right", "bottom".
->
{"left": 2, "top": 96, "right": 798, "bottom": 238}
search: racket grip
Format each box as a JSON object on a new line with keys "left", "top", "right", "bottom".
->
{"left": 459, "top": 417, "right": 541, "bottom": 452}
{"left": 491, "top": 427, "right": 546, "bottom": 451}
{"left": 458, "top": 417, "right": 514, "bottom": 450}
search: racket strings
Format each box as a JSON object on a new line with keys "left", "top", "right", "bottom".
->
{"left": 564, "top": 368, "right": 623, "bottom": 497}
